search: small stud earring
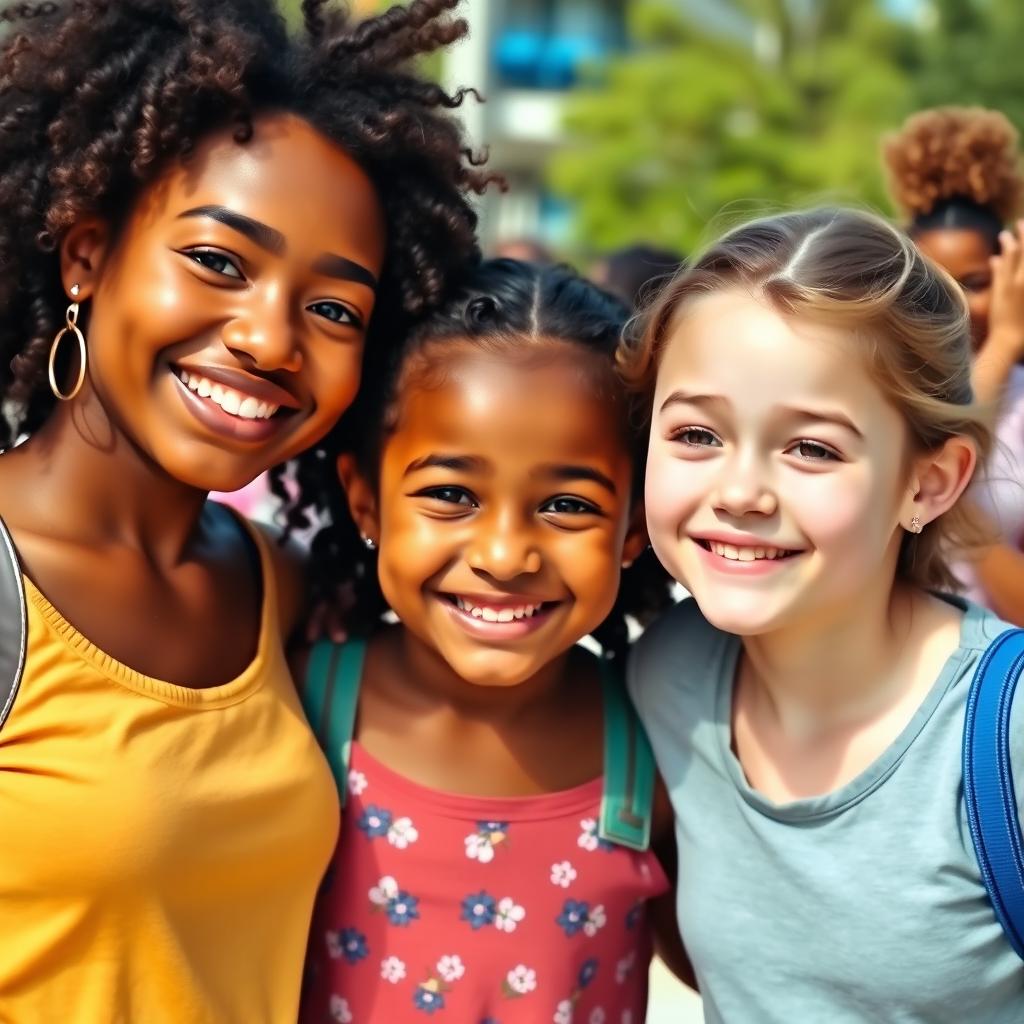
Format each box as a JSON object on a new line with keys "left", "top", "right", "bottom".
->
{"left": 909, "top": 514, "right": 922, "bottom": 534}
{"left": 361, "top": 534, "right": 377, "bottom": 551}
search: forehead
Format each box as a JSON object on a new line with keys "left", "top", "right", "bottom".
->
{"left": 384, "top": 348, "right": 632, "bottom": 472}
{"left": 657, "top": 288, "right": 897, "bottom": 424}
{"left": 915, "top": 228, "right": 993, "bottom": 274}
{"left": 130, "top": 111, "right": 386, "bottom": 263}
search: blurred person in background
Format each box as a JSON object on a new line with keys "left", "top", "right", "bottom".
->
{"left": 492, "top": 238, "right": 555, "bottom": 264}
{"left": 592, "top": 244, "right": 684, "bottom": 311}
{"left": 885, "top": 106, "right": 1024, "bottom": 624}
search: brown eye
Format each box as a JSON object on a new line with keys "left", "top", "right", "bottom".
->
{"left": 184, "top": 248, "right": 244, "bottom": 279}
{"left": 672, "top": 427, "right": 720, "bottom": 447}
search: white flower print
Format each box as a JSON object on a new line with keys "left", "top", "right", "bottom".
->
{"left": 506, "top": 964, "right": 538, "bottom": 995}
{"left": 589, "top": 1009, "right": 606, "bottom": 1024}
{"left": 325, "top": 930, "right": 343, "bottom": 960}
{"left": 582, "top": 903, "right": 607, "bottom": 937}
{"left": 368, "top": 875, "right": 399, "bottom": 907}
{"left": 615, "top": 950, "right": 636, "bottom": 984}
{"left": 464, "top": 831, "right": 496, "bottom": 863}
{"left": 380, "top": 956, "right": 406, "bottom": 984}
{"left": 577, "top": 817, "right": 600, "bottom": 852}
{"left": 436, "top": 954, "right": 466, "bottom": 982}
{"left": 329, "top": 994, "right": 353, "bottom": 1023}
{"left": 387, "top": 816, "right": 419, "bottom": 849}
{"left": 550, "top": 860, "right": 577, "bottom": 888}
{"left": 348, "top": 769, "right": 368, "bottom": 796}
{"left": 554, "top": 999, "right": 575, "bottom": 1024}
{"left": 494, "top": 897, "right": 526, "bottom": 933}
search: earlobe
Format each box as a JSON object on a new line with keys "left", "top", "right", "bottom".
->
{"left": 904, "top": 436, "right": 978, "bottom": 531}
{"left": 59, "top": 218, "right": 112, "bottom": 302}
{"left": 336, "top": 454, "right": 380, "bottom": 547}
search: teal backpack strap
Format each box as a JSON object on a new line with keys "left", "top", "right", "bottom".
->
{"left": 598, "top": 659, "right": 656, "bottom": 851}
{"left": 300, "top": 638, "right": 366, "bottom": 809}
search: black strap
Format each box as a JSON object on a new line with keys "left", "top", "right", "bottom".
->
{"left": 0, "top": 513, "right": 27, "bottom": 734}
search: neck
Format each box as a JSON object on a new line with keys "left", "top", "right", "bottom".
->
{"left": 738, "top": 578, "right": 918, "bottom": 735}
{"left": 2, "top": 388, "right": 207, "bottom": 562}
{"left": 391, "top": 627, "right": 579, "bottom": 724}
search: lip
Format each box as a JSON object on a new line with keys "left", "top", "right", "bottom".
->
{"left": 171, "top": 370, "right": 294, "bottom": 444}
{"left": 691, "top": 536, "right": 804, "bottom": 576}
{"left": 172, "top": 362, "right": 302, "bottom": 411}
{"left": 436, "top": 593, "right": 563, "bottom": 640}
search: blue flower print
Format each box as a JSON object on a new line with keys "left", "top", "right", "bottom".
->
{"left": 556, "top": 899, "right": 590, "bottom": 937}
{"left": 578, "top": 958, "right": 598, "bottom": 989}
{"left": 479, "top": 820, "right": 509, "bottom": 832}
{"left": 358, "top": 804, "right": 393, "bottom": 839}
{"left": 461, "top": 891, "right": 497, "bottom": 930}
{"left": 414, "top": 983, "right": 446, "bottom": 1014}
{"left": 387, "top": 890, "right": 421, "bottom": 926}
{"left": 625, "top": 901, "right": 642, "bottom": 930}
{"left": 340, "top": 928, "right": 368, "bottom": 964}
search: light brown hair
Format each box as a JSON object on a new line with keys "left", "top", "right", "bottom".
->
{"left": 618, "top": 207, "right": 993, "bottom": 591}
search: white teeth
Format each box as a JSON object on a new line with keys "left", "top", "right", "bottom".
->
{"left": 709, "top": 541, "right": 789, "bottom": 562}
{"left": 174, "top": 369, "right": 280, "bottom": 420}
{"left": 453, "top": 597, "right": 545, "bottom": 621}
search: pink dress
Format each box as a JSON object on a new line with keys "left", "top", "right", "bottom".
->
{"left": 301, "top": 741, "right": 668, "bottom": 1024}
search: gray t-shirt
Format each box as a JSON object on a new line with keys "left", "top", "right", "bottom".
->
{"left": 628, "top": 596, "right": 1024, "bottom": 1023}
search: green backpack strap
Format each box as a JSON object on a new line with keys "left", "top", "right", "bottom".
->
{"left": 301, "top": 638, "right": 366, "bottom": 809}
{"left": 598, "top": 659, "right": 656, "bottom": 852}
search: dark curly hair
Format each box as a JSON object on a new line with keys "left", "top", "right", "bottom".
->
{"left": 0, "top": 0, "right": 499, "bottom": 446}
{"left": 288, "top": 258, "right": 675, "bottom": 660}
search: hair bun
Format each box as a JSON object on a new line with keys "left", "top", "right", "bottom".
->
{"left": 883, "top": 106, "right": 1023, "bottom": 221}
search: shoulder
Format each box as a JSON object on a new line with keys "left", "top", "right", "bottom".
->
{"left": 627, "top": 596, "right": 728, "bottom": 717}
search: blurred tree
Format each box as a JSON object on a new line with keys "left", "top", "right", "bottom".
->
{"left": 548, "top": 0, "right": 922, "bottom": 252}
{"left": 913, "top": 0, "right": 1024, "bottom": 129}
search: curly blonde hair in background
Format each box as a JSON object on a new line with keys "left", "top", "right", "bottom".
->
{"left": 618, "top": 207, "right": 993, "bottom": 593}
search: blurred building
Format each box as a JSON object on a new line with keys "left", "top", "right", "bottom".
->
{"left": 444, "top": 0, "right": 628, "bottom": 251}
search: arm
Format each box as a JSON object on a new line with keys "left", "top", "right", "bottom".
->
{"left": 970, "top": 542, "right": 1024, "bottom": 626}
{"left": 974, "top": 223, "right": 1024, "bottom": 406}
{"left": 650, "top": 775, "right": 698, "bottom": 991}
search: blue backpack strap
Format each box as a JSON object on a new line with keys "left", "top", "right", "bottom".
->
{"left": 963, "top": 627, "right": 1024, "bottom": 960}
{"left": 598, "top": 658, "right": 655, "bottom": 851}
{"left": 300, "top": 638, "right": 366, "bottom": 809}
{"left": 0, "top": 513, "right": 27, "bottom": 735}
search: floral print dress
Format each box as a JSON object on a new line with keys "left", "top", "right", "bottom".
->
{"left": 301, "top": 741, "right": 668, "bottom": 1024}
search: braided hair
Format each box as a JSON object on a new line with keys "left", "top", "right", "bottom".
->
{"left": 287, "top": 258, "right": 675, "bottom": 661}
{"left": 0, "top": 0, "right": 499, "bottom": 446}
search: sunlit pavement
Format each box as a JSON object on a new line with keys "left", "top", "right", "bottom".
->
{"left": 648, "top": 959, "right": 703, "bottom": 1023}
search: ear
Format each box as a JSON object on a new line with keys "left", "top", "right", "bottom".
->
{"left": 336, "top": 453, "right": 380, "bottom": 547}
{"left": 903, "top": 436, "right": 978, "bottom": 531}
{"left": 59, "top": 217, "right": 113, "bottom": 302}
{"left": 621, "top": 501, "right": 650, "bottom": 569}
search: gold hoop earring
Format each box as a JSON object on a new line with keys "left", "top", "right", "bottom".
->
{"left": 48, "top": 286, "right": 87, "bottom": 402}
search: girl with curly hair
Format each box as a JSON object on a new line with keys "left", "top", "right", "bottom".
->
{"left": 884, "top": 106, "right": 1024, "bottom": 622}
{"left": 293, "top": 260, "right": 691, "bottom": 1023}
{"left": 0, "top": 1, "right": 493, "bottom": 1020}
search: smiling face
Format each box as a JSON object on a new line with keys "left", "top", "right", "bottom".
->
{"left": 646, "top": 288, "right": 916, "bottom": 637}
{"left": 64, "top": 112, "right": 386, "bottom": 492}
{"left": 914, "top": 228, "right": 993, "bottom": 349}
{"left": 360, "top": 345, "right": 640, "bottom": 687}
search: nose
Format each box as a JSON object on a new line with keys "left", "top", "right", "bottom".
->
{"left": 221, "top": 281, "right": 303, "bottom": 374}
{"left": 711, "top": 449, "right": 777, "bottom": 519}
{"left": 465, "top": 507, "right": 543, "bottom": 581}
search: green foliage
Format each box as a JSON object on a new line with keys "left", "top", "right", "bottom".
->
{"left": 548, "top": 0, "right": 923, "bottom": 253}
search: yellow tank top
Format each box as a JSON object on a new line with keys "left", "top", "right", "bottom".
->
{"left": 0, "top": 519, "right": 339, "bottom": 1023}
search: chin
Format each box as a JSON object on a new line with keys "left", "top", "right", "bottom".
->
{"left": 687, "top": 587, "right": 794, "bottom": 638}
{"left": 447, "top": 651, "right": 545, "bottom": 689}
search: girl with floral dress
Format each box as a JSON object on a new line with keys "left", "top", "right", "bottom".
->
{"left": 292, "top": 259, "right": 691, "bottom": 1023}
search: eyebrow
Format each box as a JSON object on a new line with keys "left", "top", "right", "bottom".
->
{"left": 404, "top": 453, "right": 488, "bottom": 477}
{"left": 178, "top": 206, "right": 378, "bottom": 290}
{"left": 178, "top": 205, "right": 285, "bottom": 256}
{"left": 538, "top": 464, "right": 618, "bottom": 496}
{"left": 660, "top": 389, "right": 864, "bottom": 438}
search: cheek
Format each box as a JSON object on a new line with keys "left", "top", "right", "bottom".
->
{"left": 644, "top": 445, "right": 706, "bottom": 535}
{"left": 305, "top": 344, "right": 364, "bottom": 422}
